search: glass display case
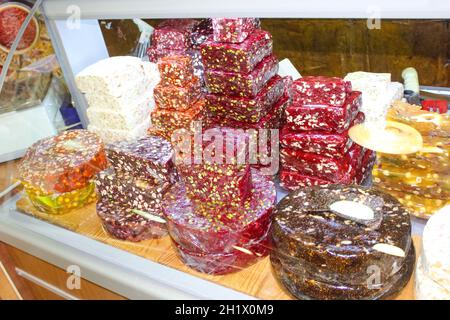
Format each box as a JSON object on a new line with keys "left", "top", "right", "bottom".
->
{"left": 0, "top": 0, "right": 449, "bottom": 300}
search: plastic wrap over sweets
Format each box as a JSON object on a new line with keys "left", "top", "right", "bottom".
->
{"left": 163, "top": 169, "right": 275, "bottom": 274}
{"left": 271, "top": 184, "right": 415, "bottom": 300}
{"left": 18, "top": 130, "right": 108, "bottom": 214}
{"left": 212, "top": 18, "right": 260, "bottom": 43}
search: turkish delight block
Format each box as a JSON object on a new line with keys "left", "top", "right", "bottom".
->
{"left": 151, "top": 19, "right": 199, "bottom": 50}
{"left": 18, "top": 129, "right": 108, "bottom": 195}
{"left": 377, "top": 136, "right": 450, "bottom": 174}
{"left": 190, "top": 18, "right": 213, "bottom": 49}
{"left": 175, "top": 128, "right": 252, "bottom": 212}
{"left": 147, "top": 46, "right": 186, "bottom": 63}
{"left": 87, "top": 95, "right": 155, "bottom": 131}
{"left": 285, "top": 91, "right": 361, "bottom": 133}
{"left": 97, "top": 199, "right": 167, "bottom": 241}
{"left": 201, "top": 29, "right": 273, "bottom": 74}
{"left": 76, "top": 57, "right": 159, "bottom": 106}
{"left": 279, "top": 169, "right": 355, "bottom": 191}
{"left": 372, "top": 162, "right": 450, "bottom": 199}
{"left": 387, "top": 101, "right": 450, "bottom": 138}
{"left": 105, "top": 135, "right": 174, "bottom": 183}
{"left": 292, "top": 76, "right": 352, "bottom": 107}
{"left": 205, "top": 75, "right": 285, "bottom": 123}
{"left": 280, "top": 112, "right": 364, "bottom": 158}
{"left": 95, "top": 168, "right": 171, "bottom": 213}
{"left": 174, "top": 235, "right": 270, "bottom": 275}
{"left": 204, "top": 55, "right": 279, "bottom": 98}
{"left": 280, "top": 143, "right": 361, "bottom": 182}
{"left": 25, "top": 182, "right": 97, "bottom": 215}
{"left": 154, "top": 77, "right": 201, "bottom": 111}
{"left": 271, "top": 184, "right": 414, "bottom": 299}
{"left": 163, "top": 169, "right": 275, "bottom": 253}
{"left": 188, "top": 50, "right": 205, "bottom": 81}
{"left": 212, "top": 18, "right": 259, "bottom": 43}
{"left": 88, "top": 115, "right": 150, "bottom": 144}
{"left": 151, "top": 98, "right": 205, "bottom": 136}
{"left": 355, "top": 149, "right": 376, "bottom": 184}
{"left": 157, "top": 54, "right": 194, "bottom": 87}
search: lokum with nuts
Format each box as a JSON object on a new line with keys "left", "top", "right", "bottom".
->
{"left": 18, "top": 129, "right": 108, "bottom": 195}
{"left": 151, "top": 19, "right": 199, "bottom": 50}
{"left": 200, "top": 29, "right": 273, "bottom": 74}
{"left": 96, "top": 199, "right": 167, "bottom": 241}
{"left": 204, "top": 55, "right": 279, "bottom": 98}
{"left": 292, "top": 76, "right": 352, "bottom": 107}
{"left": 355, "top": 149, "right": 376, "bottom": 184}
{"left": 285, "top": 91, "right": 362, "bottom": 133}
{"left": 157, "top": 54, "right": 194, "bottom": 87}
{"left": 105, "top": 135, "right": 174, "bottom": 183}
{"left": 190, "top": 18, "right": 213, "bottom": 49}
{"left": 163, "top": 169, "right": 275, "bottom": 254}
{"left": 154, "top": 77, "right": 201, "bottom": 111}
{"left": 205, "top": 74, "right": 285, "bottom": 123}
{"left": 212, "top": 18, "right": 260, "bottom": 43}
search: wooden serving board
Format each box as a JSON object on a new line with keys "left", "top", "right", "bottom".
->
{"left": 16, "top": 196, "right": 418, "bottom": 300}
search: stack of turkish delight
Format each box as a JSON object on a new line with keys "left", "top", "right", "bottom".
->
{"left": 373, "top": 101, "right": 450, "bottom": 219}
{"left": 75, "top": 56, "right": 160, "bottom": 144}
{"left": 95, "top": 135, "right": 175, "bottom": 242}
{"left": 201, "top": 18, "right": 291, "bottom": 131}
{"left": 149, "top": 54, "right": 205, "bottom": 141}
{"left": 280, "top": 76, "right": 376, "bottom": 190}
{"left": 147, "top": 19, "right": 212, "bottom": 85}
{"left": 163, "top": 128, "right": 276, "bottom": 274}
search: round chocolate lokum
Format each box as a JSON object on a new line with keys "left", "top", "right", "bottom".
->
{"left": 271, "top": 184, "right": 414, "bottom": 300}
{"left": 163, "top": 169, "right": 275, "bottom": 254}
{"left": 18, "top": 129, "right": 108, "bottom": 195}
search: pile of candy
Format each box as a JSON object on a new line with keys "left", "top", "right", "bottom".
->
{"left": 147, "top": 19, "right": 213, "bottom": 85}
{"left": 164, "top": 128, "right": 276, "bottom": 274}
{"left": 75, "top": 56, "right": 160, "bottom": 143}
{"left": 18, "top": 130, "right": 108, "bottom": 214}
{"left": 373, "top": 101, "right": 450, "bottom": 218}
{"left": 280, "top": 76, "right": 376, "bottom": 190}
{"left": 95, "top": 135, "right": 176, "bottom": 242}
{"left": 150, "top": 54, "right": 205, "bottom": 140}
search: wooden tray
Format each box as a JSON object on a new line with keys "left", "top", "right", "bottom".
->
{"left": 16, "top": 196, "right": 418, "bottom": 300}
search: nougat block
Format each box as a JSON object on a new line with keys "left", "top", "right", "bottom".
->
{"left": 88, "top": 116, "right": 150, "bottom": 144}
{"left": 95, "top": 168, "right": 171, "bottom": 213}
{"left": 97, "top": 199, "right": 167, "bottom": 242}
{"left": 292, "top": 76, "right": 352, "bottom": 107}
{"left": 205, "top": 75, "right": 285, "bottom": 123}
{"left": 212, "top": 18, "right": 259, "bottom": 43}
{"left": 204, "top": 55, "right": 279, "bottom": 98}
{"left": 151, "top": 19, "right": 199, "bottom": 50}
{"left": 280, "top": 143, "right": 361, "bottom": 182}
{"left": 280, "top": 112, "right": 365, "bottom": 158}
{"left": 157, "top": 54, "right": 194, "bottom": 87}
{"left": 200, "top": 29, "right": 273, "bottom": 74}
{"left": 105, "top": 135, "right": 174, "bottom": 183}
{"left": 285, "top": 91, "right": 361, "bottom": 133}
{"left": 175, "top": 128, "right": 252, "bottom": 212}
{"left": 163, "top": 169, "right": 275, "bottom": 253}
{"left": 154, "top": 77, "right": 201, "bottom": 111}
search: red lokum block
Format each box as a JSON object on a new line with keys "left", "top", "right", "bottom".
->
{"left": 280, "top": 143, "right": 362, "bottom": 182}
{"left": 175, "top": 128, "right": 252, "bottom": 212}
{"left": 200, "top": 30, "right": 273, "bottom": 74}
{"left": 154, "top": 77, "right": 201, "bottom": 111}
{"left": 204, "top": 55, "right": 279, "bottom": 98}
{"left": 163, "top": 169, "right": 275, "bottom": 253}
{"left": 174, "top": 235, "right": 270, "bottom": 275}
{"left": 355, "top": 149, "right": 376, "bottom": 184}
{"left": 151, "top": 19, "right": 198, "bottom": 50}
{"left": 285, "top": 91, "right": 362, "bottom": 133}
{"left": 105, "top": 135, "right": 174, "bottom": 183}
{"left": 205, "top": 75, "right": 285, "bottom": 123}
{"left": 280, "top": 170, "right": 340, "bottom": 191}
{"left": 292, "top": 76, "right": 352, "bottom": 107}
{"left": 190, "top": 18, "right": 213, "bottom": 49}
{"left": 157, "top": 54, "right": 194, "bottom": 87}
{"left": 280, "top": 112, "right": 365, "bottom": 157}
{"left": 212, "top": 18, "right": 259, "bottom": 43}
{"left": 97, "top": 199, "right": 167, "bottom": 242}
{"left": 147, "top": 47, "right": 185, "bottom": 63}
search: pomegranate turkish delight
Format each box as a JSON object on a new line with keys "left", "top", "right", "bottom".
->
{"left": 292, "top": 76, "right": 352, "bottom": 107}
{"left": 204, "top": 55, "right": 279, "bottom": 97}
{"left": 200, "top": 29, "right": 273, "bottom": 74}
{"left": 154, "top": 77, "right": 201, "bottom": 111}
{"left": 157, "top": 54, "right": 194, "bottom": 87}
{"left": 151, "top": 19, "right": 199, "bottom": 50}
{"left": 190, "top": 18, "right": 213, "bottom": 49}
{"left": 212, "top": 18, "right": 259, "bottom": 43}
{"left": 279, "top": 170, "right": 354, "bottom": 191}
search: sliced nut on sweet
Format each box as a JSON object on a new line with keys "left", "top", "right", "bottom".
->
{"left": 132, "top": 209, "right": 166, "bottom": 224}
{"left": 329, "top": 200, "right": 375, "bottom": 221}
{"left": 372, "top": 243, "right": 405, "bottom": 257}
